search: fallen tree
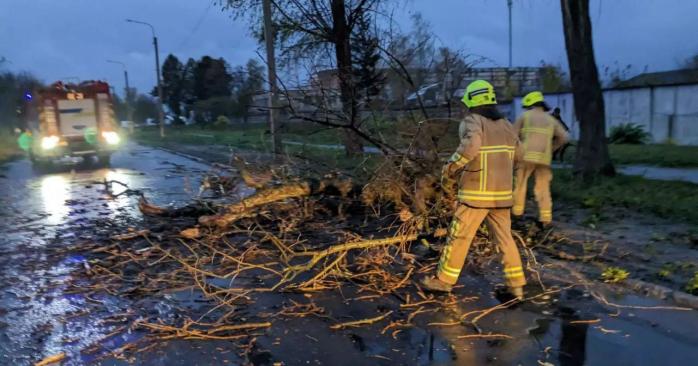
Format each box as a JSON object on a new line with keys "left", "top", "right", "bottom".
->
{"left": 63, "top": 125, "right": 659, "bottom": 363}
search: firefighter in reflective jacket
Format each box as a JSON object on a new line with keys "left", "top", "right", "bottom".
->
{"left": 420, "top": 80, "right": 526, "bottom": 299}
{"left": 512, "top": 91, "right": 569, "bottom": 225}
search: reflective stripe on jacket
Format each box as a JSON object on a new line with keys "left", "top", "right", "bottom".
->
{"left": 513, "top": 109, "right": 569, "bottom": 166}
{"left": 450, "top": 113, "right": 519, "bottom": 208}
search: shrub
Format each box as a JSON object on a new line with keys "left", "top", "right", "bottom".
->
{"left": 608, "top": 123, "right": 650, "bottom": 144}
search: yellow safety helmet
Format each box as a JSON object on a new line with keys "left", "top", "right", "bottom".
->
{"left": 462, "top": 80, "right": 497, "bottom": 108}
{"left": 522, "top": 91, "right": 545, "bottom": 108}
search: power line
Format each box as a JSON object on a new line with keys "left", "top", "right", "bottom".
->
{"left": 175, "top": 2, "right": 214, "bottom": 52}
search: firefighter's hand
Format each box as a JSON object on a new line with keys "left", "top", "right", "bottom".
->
{"left": 441, "top": 162, "right": 457, "bottom": 179}
{"left": 440, "top": 164, "right": 452, "bottom": 186}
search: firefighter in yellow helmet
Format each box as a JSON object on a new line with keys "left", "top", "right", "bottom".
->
{"left": 420, "top": 80, "right": 526, "bottom": 299}
{"left": 512, "top": 91, "right": 569, "bottom": 225}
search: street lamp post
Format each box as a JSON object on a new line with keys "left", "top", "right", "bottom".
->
{"left": 106, "top": 60, "right": 134, "bottom": 134}
{"left": 126, "top": 18, "right": 165, "bottom": 137}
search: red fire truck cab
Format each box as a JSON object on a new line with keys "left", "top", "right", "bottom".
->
{"left": 29, "top": 80, "right": 122, "bottom": 167}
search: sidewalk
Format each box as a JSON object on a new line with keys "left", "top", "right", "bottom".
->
{"left": 554, "top": 162, "right": 698, "bottom": 184}
{"left": 617, "top": 165, "right": 698, "bottom": 184}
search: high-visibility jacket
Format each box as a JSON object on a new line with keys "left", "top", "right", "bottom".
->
{"left": 447, "top": 113, "right": 519, "bottom": 208}
{"left": 513, "top": 109, "right": 569, "bottom": 166}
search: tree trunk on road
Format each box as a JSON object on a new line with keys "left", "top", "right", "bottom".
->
{"left": 331, "top": 0, "right": 364, "bottom": 156}
{"left": 560, "top": 0, "right": 615, "bottom": 179}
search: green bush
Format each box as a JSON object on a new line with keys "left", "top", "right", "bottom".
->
{"left": 601, "top": 267, "right": 630, "bottom": 283}
{"left": 608, "top": 123, "right": 650, "bottom": 144}
{"left": 213, "top": 115, "right": 230, "bottom": 130}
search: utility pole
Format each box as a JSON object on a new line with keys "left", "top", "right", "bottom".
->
{"left": 262, "top": 0, "right": 281, "bottom": 155}
{"left": 507, "top": 0, "right": 513, "bottom": 68}
{"left": 107, "top": 60, "right": 134, "bottom": 134}
{"left": 126, "top": 19, "right": 165, "bottom": 137}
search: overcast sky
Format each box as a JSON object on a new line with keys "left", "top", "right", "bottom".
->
{"left": 2, "top": 0, "right": 697, "bottom": 95}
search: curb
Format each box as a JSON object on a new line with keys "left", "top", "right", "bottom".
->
{"left": 623, "top": 279, "right": 698, "bottom": 309}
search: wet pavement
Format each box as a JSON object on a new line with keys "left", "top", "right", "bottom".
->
{"left": 1, "top": 143, "right": 698, "bottom": 365}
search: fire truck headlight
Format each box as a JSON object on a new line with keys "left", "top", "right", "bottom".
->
{"left": 102, "top": 131, "right": 121, "bottom": 145}
{"left": 41, "top": 136, "right": 60, "bottom": 150}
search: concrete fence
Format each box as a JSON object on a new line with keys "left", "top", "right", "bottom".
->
{"left": 513, "top": 84, "right": 698, "bottom": 145}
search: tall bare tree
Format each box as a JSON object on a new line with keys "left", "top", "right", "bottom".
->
{"left": 434, "top": 47, "right": 473, "bottom": 118}
{"left": 222, "top": 0, "right": 386, "bottom": 155}
{"left": 560, "top": 0, "right": 615, "bottom": 179}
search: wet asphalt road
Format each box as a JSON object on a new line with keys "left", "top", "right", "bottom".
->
{"left": 1, "top": 143, "right": 698, "bottom": 366}
{"left": 0, "top": 144, "right": 210, "bottom": 365}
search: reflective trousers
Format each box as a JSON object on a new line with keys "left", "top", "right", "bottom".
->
{"left": 513, "top": 162, "right": 553, "bottom": 223}
{"left": 437, "top": 205, "right": 526, "bottom": 288}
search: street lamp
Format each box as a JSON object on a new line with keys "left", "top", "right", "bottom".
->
{"left": 126, "top": 18, "right": 165, "bottom": 137}
{"left": 106, "top": 60, "right": 134, "bottom": 134}
{"left": 60, "top": 76, "right": 81, "bottom": 84}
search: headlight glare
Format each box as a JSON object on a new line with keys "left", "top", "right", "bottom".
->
{"left": 41, "top": 136, "right": 59, "bottom": 150}
{"left": 102, "top": 131, "right": 121, "bottom": 145}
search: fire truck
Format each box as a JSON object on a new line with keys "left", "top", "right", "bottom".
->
{"left": 27, "top": 80, "right": 122, "bottom": 167}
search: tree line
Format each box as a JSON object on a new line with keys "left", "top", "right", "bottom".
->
{"left": 157, "top": 55, "right": 265, "bottom": 124}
